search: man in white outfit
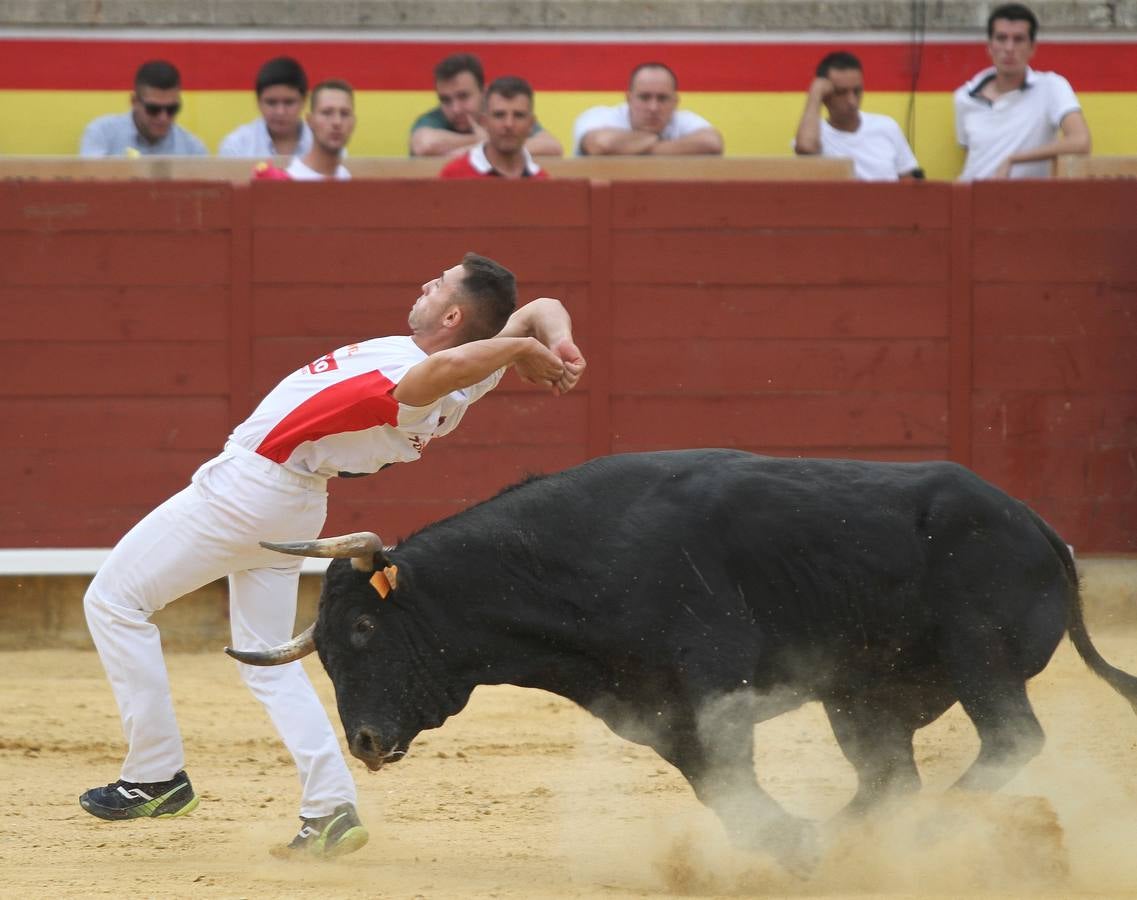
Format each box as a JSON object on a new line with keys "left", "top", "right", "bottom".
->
{"left": 793, "top": 51, "right": 921, "bottom": 181}
{"left": 80, "top": 253, "right": 586, "bottom": 859}
{"left": 954, "top": 3, "right": 1090, "bottom": 180}
{"left": 286, "top": 79, "right": 355, "bottom": 181}
{"left": 572, "top": 62, "right": 723, "bottom": 157}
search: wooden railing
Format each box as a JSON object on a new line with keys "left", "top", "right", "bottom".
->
{"left": 0, "top": 155, "right": 854, "bottom": 182}
{"left": 1056, "top": 155, "right": 1137, "bottom": 178}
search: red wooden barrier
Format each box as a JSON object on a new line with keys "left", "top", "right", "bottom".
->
{"left": 1, "top": 180, "right": 1133, "bottom": 551}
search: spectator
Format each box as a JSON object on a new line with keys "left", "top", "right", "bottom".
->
{"left": 80, "top": 60, "right": 207, "bottom": 157}
{"left": 409, "top": 53, "right": 562, "bottom": 158}
{"left": 572, "top": 62, "right": 723, "bottom": 157}
{"left": 793, "top": 51, "right": 921, "bottom": 180}
{"left": 439, "top": 77, "right": 549, "bottom": 179}
{"left": 219, "top": 56, "right": 313, "bottom": 158}
{"left": 286, "top": 80, "right": 355, "bottom": 180}
{"left": 955, "top": 3, "right": 1091, "bottom": 179}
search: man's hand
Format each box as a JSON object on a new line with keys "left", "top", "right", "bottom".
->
{"left": 513, "top": 337, "right": 568, "bottom": 392}
{"left": 807, "top": 77, "right": 835, "bottom": 102}
{"left": 551, "top": 338, "right": 586, "bottom": 395}
{"left": 994, "top": 157, "right": 1015, "bottom": 179}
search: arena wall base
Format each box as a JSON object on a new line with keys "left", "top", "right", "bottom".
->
{"left": 1, "top": 559, "right": 1133, "bottom": 652}
{"left": 0, "top": 575, "right": 324, "bottom": 651}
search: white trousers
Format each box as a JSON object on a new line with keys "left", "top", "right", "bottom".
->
{"left": 83, "top": 445, "right": 357, "bottom": 818}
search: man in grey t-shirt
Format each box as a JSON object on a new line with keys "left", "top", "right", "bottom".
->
{"left": 80, "top": 60, "right": 207, "bottom": 157}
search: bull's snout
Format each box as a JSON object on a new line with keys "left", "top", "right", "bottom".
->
{"left": 349, "top": 726, "right": 406, "bottom": 771}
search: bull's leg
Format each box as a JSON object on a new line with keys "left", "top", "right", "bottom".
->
{"left": 656, "top": 693, "right": 818, "bottom": 876}
{"left": 945, "top": 627, "right": 1045, "bottom": 791}
{"left": 823, "top": 698, "right": 921, "bottom": 815}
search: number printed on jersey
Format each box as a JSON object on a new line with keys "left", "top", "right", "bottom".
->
{"left": 306, "top": 352, "right": 339, "bottom": 375}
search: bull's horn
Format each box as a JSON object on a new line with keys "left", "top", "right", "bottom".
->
{"left": 225, "top": 622, "right": 316, "bottom": 666}
{"left": 260, "top": 531, "right": 387, "bottom": 572}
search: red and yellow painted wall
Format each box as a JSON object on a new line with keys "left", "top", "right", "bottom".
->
{"left": 1, "top": 35, "right": 1135, "bottom": 179}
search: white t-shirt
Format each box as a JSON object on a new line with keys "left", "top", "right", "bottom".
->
{"left": 229, "top": 336, "right": 504, "bottom": 479}
{"left": 218, "top": 118, "right": 314, "bottom": 158}
{"left": 286, "top": 156, "right": 351, "bottom": 181}
{"left": 954, "top": 67, "right": 1081, "bottom": 180}
{"left": 816, "top": 112, "right": 919, "bottom": 181}
{"left": 572, "top": 103, "right": 714, "bottom": 156}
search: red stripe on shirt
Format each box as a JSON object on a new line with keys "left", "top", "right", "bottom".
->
{"left": 255, "top": 370, "right": 399, "bottom": 464}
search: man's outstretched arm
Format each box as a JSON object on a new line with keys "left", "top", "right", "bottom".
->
{"left": 393, "top": 336, "right": 565, "bottom": 408}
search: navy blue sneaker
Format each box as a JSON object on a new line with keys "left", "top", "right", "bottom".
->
{"left": 80, "top": 770, "right": 199, "bottom": 821}
{"left": 271, "top": 803, "right": 369, "bottom": 860}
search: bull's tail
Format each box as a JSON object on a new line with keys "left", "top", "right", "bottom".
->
{"left": 1031, "top": 508, "right": 1137, "bottom": 715}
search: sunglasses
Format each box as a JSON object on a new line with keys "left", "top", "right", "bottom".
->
{"left": 141, "top": 102, "right": 181, "bottom": 117}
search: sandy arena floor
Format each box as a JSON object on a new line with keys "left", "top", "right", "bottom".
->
{"left": 3, "top": 631, "right": 1137, "bottom": 899}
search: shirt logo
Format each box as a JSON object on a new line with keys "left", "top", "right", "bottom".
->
{"left": 306, "top": 352, "right": 339, "bottom": 375}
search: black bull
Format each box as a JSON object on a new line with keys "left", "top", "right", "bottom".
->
{"left": 228, "top": 449, "right": 1137, "bottom": 870}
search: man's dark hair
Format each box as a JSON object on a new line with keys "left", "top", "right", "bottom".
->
{"left": 988, "top": 3, "right": 1038, "bottom": 40}
{"left": 134, "top": 60, "right": 180, "bottom": 92}
{"left": 256, "top": 56, "right": 308, "bottom": 97}
{"left": 457, "top": 252, "right": 517, "bottom": 341}
{"left": 628, "top": 62, "right": 678, "bottom": 91}
{"left": 816, "top": 51, "right": 863, "bottom": 78}
{"left": 434, "top": 53, "right": 485, "bottom": 90}
{"left": 485, "top": 75, "right": 534, "bottom": 104}
{"left": 310, "top": 79, "right": 354, "bottom": 109}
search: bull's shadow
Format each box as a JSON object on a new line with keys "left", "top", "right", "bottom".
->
{"left": 228, "top": 449, "right": 1137, "bottom": 875}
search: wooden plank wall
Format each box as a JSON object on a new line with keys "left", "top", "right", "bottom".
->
{"left": 967, "top": 181, "right": 1137, "bottom": 551}
{"left": 607, "top": 182, "right": 953, "bottom": 460}
{"left": 1, "top": 179, "right": 1133, "bottom": 551}
{"left": 0, "top": 182, "right": 235, "bottom": 545}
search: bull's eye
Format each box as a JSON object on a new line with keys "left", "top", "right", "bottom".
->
{"left": 350, "top": 614, "right": 377, "bottom": 648}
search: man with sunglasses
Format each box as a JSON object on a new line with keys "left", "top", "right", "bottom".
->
{"left": 80, "top": 60, "right": 207, "bottom": 157}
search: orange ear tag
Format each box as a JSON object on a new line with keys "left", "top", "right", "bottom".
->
{"left": 369, "top": 565, "right": 399, "bottom": 599}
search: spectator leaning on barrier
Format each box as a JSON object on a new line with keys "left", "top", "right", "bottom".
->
{"left": 219, "top": 56, "right": 314, "bottom": 158}
{"left": 572, "top": 62, "right": 723, "bottom": 157}
{"left": 439, "top": 76, "right": 549, "bottom": 180}
{"left": 79, "top": 60, "right": 207, "bottom": 157}
{"left": 285, "top": 79, "right": 355, "bottom": 181}
{"left": 409, "top": 53, "right": 562, "bottom": 158}
{"left": 793, "top": 51, "right": 921, "bottom": 181}
{"left": 954, "top": 2, "right": 1091, "bottom": 180}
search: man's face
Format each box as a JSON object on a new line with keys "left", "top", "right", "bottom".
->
{"left": 436, "top": 71, "right": 483, "bottom": 133}
{"left": 130, "top": 86, "right": 182, "bottom": 142}
{"left": 823, "top": 67, "right": 864, "bottom": 125}
{"left": 627, "top": 67, "right": 678, "bottom": 134}
{"left": 258, "top": 84, "right": 305, "bottom": 140}
{"left": 307, "top": 88, "right": 356, "bottom": 155}
{"left": 988, "top": 18, "right": 1035, "bottom": 77}
{"left": 484, "top": 92, "right": 534, "bottom": 156}
{"left": 408, "top": 263, "right": 466, "bottom": 333}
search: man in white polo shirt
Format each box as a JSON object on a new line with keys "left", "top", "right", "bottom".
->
{"left": 573, "top": 62, "right": 723, "bottom": 156}
{"left": 793, "top": 51, "right": 921, "bottom": 181}
{"left": 954, "top": 3, "right": 1091, "bottom": 180}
